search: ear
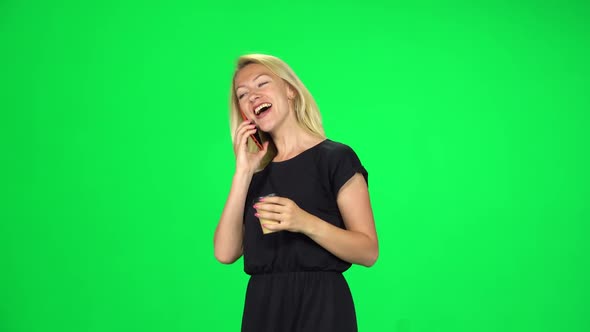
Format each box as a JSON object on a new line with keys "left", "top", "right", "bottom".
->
{"left": 286, "top": 84, "right": 296, "bottom": 100}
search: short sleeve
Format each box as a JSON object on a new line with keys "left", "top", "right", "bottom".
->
{"left": 328, "top": 143, "right": 368, "bottom": 196}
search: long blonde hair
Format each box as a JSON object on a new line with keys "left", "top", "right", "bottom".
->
{"left": 229, "top": 54, "right": 325, "bottom": 169}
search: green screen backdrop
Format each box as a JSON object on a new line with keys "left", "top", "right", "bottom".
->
{"left": 1, "top": 1, "right": 588, "bottom": 331}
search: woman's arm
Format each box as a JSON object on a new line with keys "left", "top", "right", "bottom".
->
{"left": 214, "top": 120, "right": 269, "bottom": 264}
{"left": 309, "top": 173, "right": 378, "bottom": 266}
{"left": 255, "top": 173, "right": 379, "bottom": 267}
{"left": 214, "top": 171, "right": 251, "bottom": 264}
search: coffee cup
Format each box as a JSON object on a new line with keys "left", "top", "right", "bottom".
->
{"left": 254, "top": 193, "right": 279, "bottom": 234}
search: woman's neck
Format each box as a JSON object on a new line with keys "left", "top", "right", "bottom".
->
{"left": 270, "top": 125, "right": 323, "bottom": 162}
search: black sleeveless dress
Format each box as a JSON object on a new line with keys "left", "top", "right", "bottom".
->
{"left": 241, "top": 139, "right": 368, "bottom": 332}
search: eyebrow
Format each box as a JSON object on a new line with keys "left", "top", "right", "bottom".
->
{"left": 236, "top": 74, "right": 269, "bottom": 89}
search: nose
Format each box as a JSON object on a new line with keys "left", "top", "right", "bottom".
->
{"left": 248, "top": 91, "right": 261, "bottom": 103}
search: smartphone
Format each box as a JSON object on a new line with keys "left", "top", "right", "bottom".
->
{"left": 240, "top": 111, "right": 263, "bottom": 150}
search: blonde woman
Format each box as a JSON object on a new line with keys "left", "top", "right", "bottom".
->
{"left": 214, "top": 54, "right": 378, "bottom": 332}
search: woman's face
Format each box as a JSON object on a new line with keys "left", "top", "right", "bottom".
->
{"left": 234, "top": 63, "right": 294, "bottom": 133}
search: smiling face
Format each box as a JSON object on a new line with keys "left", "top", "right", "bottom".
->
{"left": 234, "top": 63, "right": 295, "bottom": 133}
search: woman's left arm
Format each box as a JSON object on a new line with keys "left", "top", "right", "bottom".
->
{"left": 255, "top": 173, "right": 379, "bottom": 267}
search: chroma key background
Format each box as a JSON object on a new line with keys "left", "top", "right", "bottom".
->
{"left": 1, "top": 1, "right": 588, "bottom": 331}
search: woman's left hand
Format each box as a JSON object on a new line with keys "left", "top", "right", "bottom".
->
{"left": 253, "top": 196, "right": 312, "bottom": 234}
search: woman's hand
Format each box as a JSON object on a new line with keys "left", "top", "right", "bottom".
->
{"left": 233, "top": 120, "right": 268, "bottom": 175}
{"left": 253, "top": 196, "right": 313, "bottom": 234}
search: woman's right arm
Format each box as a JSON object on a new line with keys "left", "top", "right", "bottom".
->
{"left": 214, "top": 121, "right": 268, "bottom": 264}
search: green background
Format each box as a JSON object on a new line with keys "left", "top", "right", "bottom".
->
{"left": 1, "top": 1, "right": 588, "bottom": 331}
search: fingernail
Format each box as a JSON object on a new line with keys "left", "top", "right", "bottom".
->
{"left": 254, "top": 213, "right": 260, "bottom": 217}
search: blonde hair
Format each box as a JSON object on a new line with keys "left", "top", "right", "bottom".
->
{"left": 229, "top": 54, "right": 325, "bottom": 169}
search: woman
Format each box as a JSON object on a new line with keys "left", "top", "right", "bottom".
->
{"left": 214, "top": 54, "right": 378, "bottom": 332}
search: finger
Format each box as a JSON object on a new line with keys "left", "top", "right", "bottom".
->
{"left": 262, "top": 222, "right": 282, "bottom": 231}
{"left": 255, "top": 211, "right": 281, "bottom": 223}
{"left": 235, "top": 126, "right": 257, "bottom": 146}
{"left": 257, "top": 140, "right": 270, "bottom": 156}
{"left": 241, "top": 128, "right": 257, "bottom": 145}
{"left": 254, "top": 202, "right": 283, "bottom": 213}
{"left": 239, "top": 119, "right": 254, "bottom": 128}
{"left": 235, "top": 123, "right": 256, "bottom": 139}
{"left": 235, "top": 120, "right": 256, "bottom": 138}
{"left": 234, "top": 121, "right": 250, "bottom": 138}
{"left": 259, "top": 195, "right": 287, "bottom": 205}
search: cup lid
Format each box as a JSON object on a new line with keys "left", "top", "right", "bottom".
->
{"left": 253, "top": 193, "right": 276, "bottom": 204}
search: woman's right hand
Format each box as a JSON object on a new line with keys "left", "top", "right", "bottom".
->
{"left": 233, "top": 120, "right": 269, "bottom": 175}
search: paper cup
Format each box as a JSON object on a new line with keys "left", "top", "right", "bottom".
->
{"left": 255, "top": 193, "right": 278, "bottom": 235}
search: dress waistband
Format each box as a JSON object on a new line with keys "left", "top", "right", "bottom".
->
{"left": 249, "top": 270, "right": 343, "bottom": 277}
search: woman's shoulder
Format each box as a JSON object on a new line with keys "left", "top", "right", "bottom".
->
{"left": 318, "top": 138, "right": 368, "bottom": 188}
{"left": 317, "top": 139, "right": 356, "bottom": 155}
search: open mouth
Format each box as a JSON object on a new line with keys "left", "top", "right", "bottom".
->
{"left": 254, "top": 103, "right": 272, "bottom": 116}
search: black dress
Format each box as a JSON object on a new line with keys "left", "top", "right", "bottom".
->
{"left": 241, "top": 139, "right": 368, "bottom": 332}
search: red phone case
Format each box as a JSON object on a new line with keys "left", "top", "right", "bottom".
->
{"left": 240, "top": 111, "right": 263, "bottom": 150}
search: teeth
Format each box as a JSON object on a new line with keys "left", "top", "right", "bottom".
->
{"left": 254, "top": 103, "right": 272, "bottom": 115}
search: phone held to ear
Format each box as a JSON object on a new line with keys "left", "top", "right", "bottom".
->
{"left": 240, "top": 111, "right": 263, "bottom": 150}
